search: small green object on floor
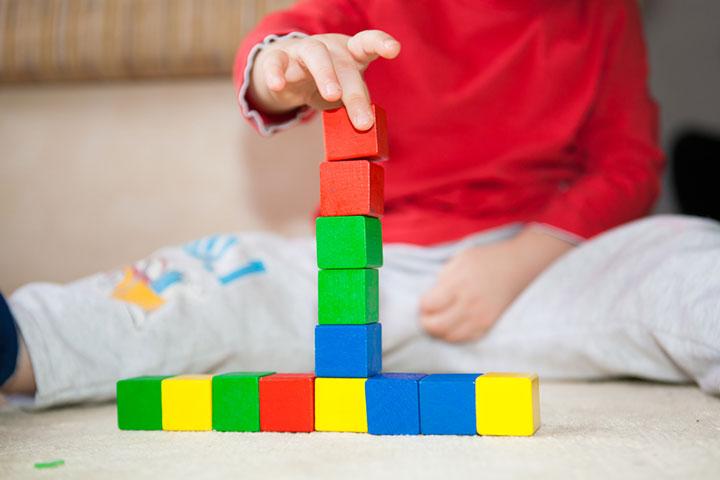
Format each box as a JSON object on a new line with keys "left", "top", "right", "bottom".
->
{"left": 34, "top": 459, "right": 64, "bottom": 469}
{"left": 212, "top": 372, "right": 275, "bottom": 431}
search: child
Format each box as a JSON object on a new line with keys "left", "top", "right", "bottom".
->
{"left": 2, "top": 0, "right": 720, "bottom": 407}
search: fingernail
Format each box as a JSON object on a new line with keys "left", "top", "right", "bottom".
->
{"left": 354, "top": 111, "right": 372, "bottom": 129}
{"left": 324, "top": 83, "right": 341, "bottom": 97}
{"left": 383, "top": 40, "right": 398, "bottom": 51}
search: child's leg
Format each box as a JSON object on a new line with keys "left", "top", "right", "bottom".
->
{"left": 10, "top": 216, "right": 718, "bottom": 407}
{"left": 382, "top": 216, "right": 720, "bottom": 394}
{"left": 0, "top": 292, "right": 21, "bottom": 390}
{"left": 8, "top": 232, "right": 316, "bottom": 408}
{"left": 0, "top": 333, "right": 35, "bottom": 396}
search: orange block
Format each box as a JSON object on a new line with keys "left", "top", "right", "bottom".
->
{"left": 322, "top": 105, "right": 388, "bottom": 161}
{"left": 320, "top": 160, "right": 384, "bottom": 217}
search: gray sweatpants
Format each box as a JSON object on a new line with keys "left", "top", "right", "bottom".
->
{"left": 9, "top": 215, "right": 720, "bottom": 408}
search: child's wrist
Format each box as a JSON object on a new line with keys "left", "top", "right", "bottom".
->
{"left": 512, "top": 228, "right": 575, "bottom": 268}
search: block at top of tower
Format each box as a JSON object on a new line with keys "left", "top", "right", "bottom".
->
{"left": 322, "top": 105, "right": 388, "bottom": 161}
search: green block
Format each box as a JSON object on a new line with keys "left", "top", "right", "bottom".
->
{"left": 316, "top": 216, "right": 383, "bottom": 269}
{"left": 116, "top": 375, "right": 171, "bottom": 430}
{"left": 318, "top": 269, "right": 379, "bottom": 325}
{"left": 212, "top": 372, "right": 275, "bottom": 431}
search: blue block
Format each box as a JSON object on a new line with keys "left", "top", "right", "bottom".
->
{"left": 419, "top": 374, "right": 481, "bottom": 435}
{"left": 314, "top": 324, "right": 381, "bottom": 377}
{"left": 366, "top": 373, "right": 426, "bottom": 435}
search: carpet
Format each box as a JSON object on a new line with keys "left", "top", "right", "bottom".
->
{"left": 1, "top": 381, "right": 719, "bottom": 479}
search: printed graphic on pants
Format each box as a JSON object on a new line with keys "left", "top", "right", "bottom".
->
{"left": 111, "top": 234, "right": 266, "bottom": 312}
{"left": 111, "top": 258, "right": 184, "bottom": 311}
{"left": 183, "top": 234, "right": 265, "bottom": 285}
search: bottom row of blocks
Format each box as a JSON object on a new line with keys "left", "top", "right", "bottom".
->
{"left": 117, "top": 372, "right": 540, "bottom": 436}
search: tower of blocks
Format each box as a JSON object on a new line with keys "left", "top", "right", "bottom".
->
{"left": 116, "top": 105, "right": 541, "bottom": 437}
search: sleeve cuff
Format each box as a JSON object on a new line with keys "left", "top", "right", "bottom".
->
{"left": 526, "top": 222, "right": 585, "bottom": 246}
{"left": 238, "top": 31, "right": 315, "bottom": 136}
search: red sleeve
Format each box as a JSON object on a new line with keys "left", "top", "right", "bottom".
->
{"left": 233, "top": 0, "right": 368, "bottom": 132}
{"left": 533, "top": 1, "right": 664, "bottom": 240}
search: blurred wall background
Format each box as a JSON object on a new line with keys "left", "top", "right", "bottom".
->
{"left": 643, "top": 0, "right": 720, "bottom": 212}
{"left": 1, "top": 0, "right": 719, "bottom": 292}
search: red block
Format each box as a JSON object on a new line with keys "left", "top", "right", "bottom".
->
{"left": 320, "top": 160, "right": 384, "bottom": 217}
{"left": 259, "top": 373, "right": 315, "bottom": 433}
{"left": 322, "top": 104, "right": 388, "bottom": 161}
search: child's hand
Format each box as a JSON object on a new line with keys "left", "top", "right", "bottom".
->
{"left": 248, "top": 30, "right": 401, "bottom": 130}
{"left": 420, "top": 229, "right": 575, "bottom": 343}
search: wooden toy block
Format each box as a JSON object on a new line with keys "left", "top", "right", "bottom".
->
{"left": 315, "top": 377, "right": 368, "bottom": 432}
{"left": 315, "top": 324, "right": 382, "bottom": 378}
{"left": 366, "top": 373, "right": 426, "bottom": 435}
{"left": 419, "top": 374, "right": 481, "bottom": 435}
{"left": 161, "top": 375, "right": 213, "bottom": 431}
{"left": 212, "top": 371, "right": 275, "bottom": 432}
{"left": 259, "top": 373, "right": 315, "bottom": 433}
{"left": 117, "top": 375, "right": 171, "bottom": 430}
{"left": 318, "top": 269, "right": 378, "bottom": 325}
{"left": 475, "top": 373, "right": 540, "bottom": 436}
{"left": 319, "top": 160, "right": 384, "bottom": 217}
{"left": 316, "top": 216, "right": 382, "bottom": 269}
{"left": 322, "top": 104, "right": 388, "bottom": 161}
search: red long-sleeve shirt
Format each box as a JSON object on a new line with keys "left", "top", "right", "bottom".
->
{"left": 234, "top": 0, "right": 663, "bottom": 245}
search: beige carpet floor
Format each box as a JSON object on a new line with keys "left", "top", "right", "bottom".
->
{"left": 1, "top": 381, "right": 719, "bottom": 479}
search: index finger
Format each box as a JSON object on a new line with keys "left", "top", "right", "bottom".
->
{"left": 334, "top": 62, "right": 374, "bottom": 130}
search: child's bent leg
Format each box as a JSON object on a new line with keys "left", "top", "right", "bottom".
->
{"left": 382, "top": 216, "right": 720, "bottom": 394}
{"left": 491, "top": 215, "right": 720, "bottom": 393}
{"left": 8, "top": 232, "right": 316, "bottom": 408}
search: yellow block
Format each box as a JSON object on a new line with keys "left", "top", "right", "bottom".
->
{"left": 315, "top": 378, "right": 368, "bottom": 433}
{"left": 161, "top": 375, "right": 213, "bottom": 431}
{"left": 475, "top": 373, "right": 540, "bottom": 436}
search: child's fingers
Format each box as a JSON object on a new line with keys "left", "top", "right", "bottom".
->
{"left": 420, "top": 302, "right": 465, "bottom": 340}
{"left": 295, "top": 39, "right": 342, "bottom": 101}
{"left": 334, "top": 62, "right": 374, "bottom": 130}
{"left": 347, "top": 30, "right": 401, "bottom": 65}
{"left": 261, "top": 49, "right": 290, "bottom": 91}
{"left": 442, "top": 319, "right": 485, "bottom": 344}
{"left": 283, "top": 57, "right": 307, "bottom": 83}
{"left": 419, "top": 282, "right": 456, "bottom": 314}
